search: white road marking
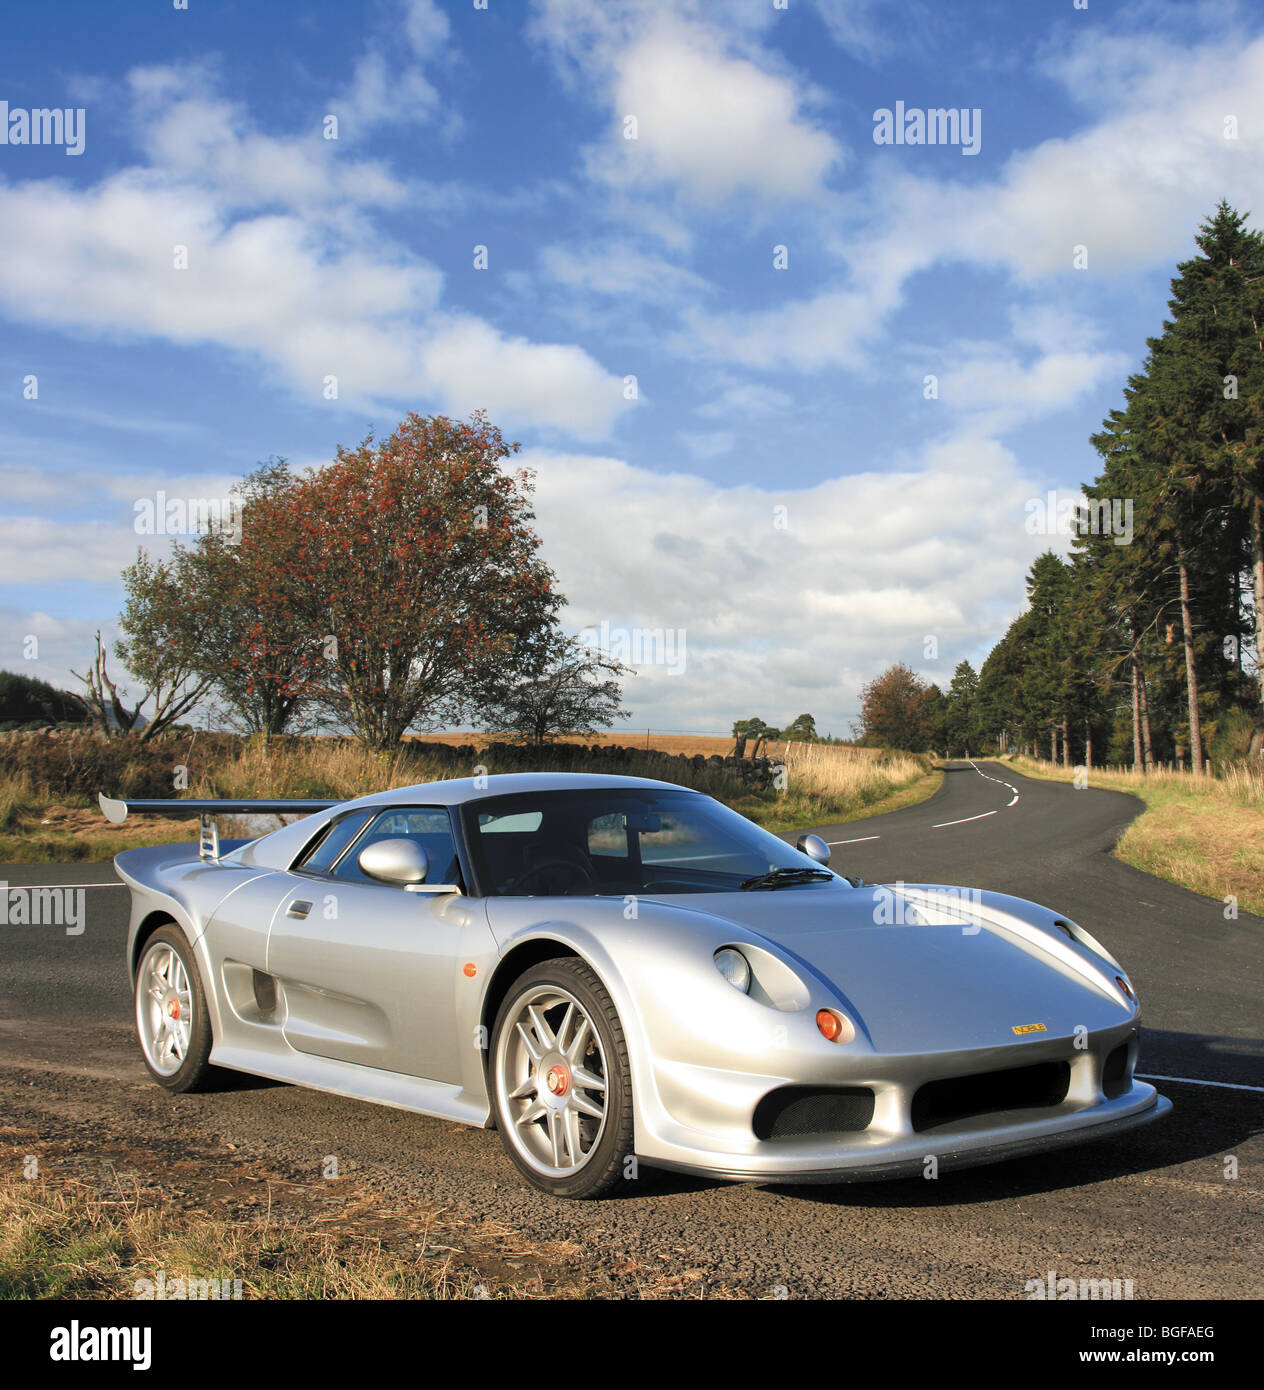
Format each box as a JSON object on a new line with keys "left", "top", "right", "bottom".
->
{"left": 827, "top": 835, "right": 881, "bottom": 845}
{"left": 967, "top": 759, "right": 1021, "bottom": 803}
{"left": 928, "top": 759, "right": 1020, "bottom": 831}
{"left": 1138, "top": 1073, "right": 1264, "bottom": 1094}
{"left": 932, "top": 810, "right": 998, "bottom": 829}
{"left": 7, "top": 882, "right": 125, "bottom": 889}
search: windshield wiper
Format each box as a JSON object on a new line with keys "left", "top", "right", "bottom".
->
{"left": 739, "top": 867, "right": 835, "bottom": 891}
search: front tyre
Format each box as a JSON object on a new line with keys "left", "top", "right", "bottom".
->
{"left": 490, "top": 958, "right": 635, "bottom": 1199}
{"left": 134, "top": 926, "right": 219, "bottom": 1092}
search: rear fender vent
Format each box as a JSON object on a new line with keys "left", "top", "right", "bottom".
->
{"left": 252, "top": 969, "right": 278, "bottom": 1019}
{"left": 753, "top": 1086, "right": 875, "bottom": 1141}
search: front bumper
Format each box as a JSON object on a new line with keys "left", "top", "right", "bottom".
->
{"left": 631, "top": 1020, "right": 1167, "bottom": 1182}
{"left": 641, "top": 1087, "right": 1171, "bottom": 1184}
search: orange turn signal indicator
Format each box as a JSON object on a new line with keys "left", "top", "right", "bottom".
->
{"left": 463, "top": 962, "right": 477, "bottom": 978}
{"left": 817, "top": 1009, "right": 845, "bottom": 1042}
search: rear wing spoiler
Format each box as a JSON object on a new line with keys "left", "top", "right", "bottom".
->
{"left": 99, "top": 794, "right": 337, "bottom": 862}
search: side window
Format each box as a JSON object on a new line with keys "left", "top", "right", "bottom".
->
{"left": 587, "top": 813, "right": 629, "bottom": 860}
{"left": 331, "top": 808, "right": 460, "bottom": 886}
{"left": 294, "top": 810, "right": 374, "bottom": 875}
{"left": 479, "top": 810, "right": 543, "bottom": 834}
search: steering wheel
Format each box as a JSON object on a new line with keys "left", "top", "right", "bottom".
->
{"left": 506, "top": 857, "right": 598, "bottom": 895}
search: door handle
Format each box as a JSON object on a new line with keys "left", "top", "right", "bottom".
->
{"left": 286, "top": 899, "right": 312, "bottom": 918}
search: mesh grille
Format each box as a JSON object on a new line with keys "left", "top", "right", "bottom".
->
{"left": 911, "top": 1060, "right": 1070, "bottom": 1133}
{"left": 753, "top": 1086, "right": 875, "bottom": 1140}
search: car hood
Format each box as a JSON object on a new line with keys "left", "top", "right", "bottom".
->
{"left": 638, "top": 883, "right": 1134, "bottom": 1054}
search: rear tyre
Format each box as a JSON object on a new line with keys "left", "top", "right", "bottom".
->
{"left": 133, "top": 926, "right": 220, "bottom": 1093}
{"left": 490, "top": 958, "right": 635, "bottom": 1199}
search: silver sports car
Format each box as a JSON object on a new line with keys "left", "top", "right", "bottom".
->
{"left": 102, "top": 772, "right": 1170, "bottom": 1198}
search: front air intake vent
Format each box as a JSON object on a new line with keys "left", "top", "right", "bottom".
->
{"left": 753, "top": 1086, "right": 875, "bottom": 1140}
{"left": 1102, "top": 1044, "right": 1131, "bottom": 1099}
{"left": 911, "top": 1061, "right": 1071, "bottom": 1132}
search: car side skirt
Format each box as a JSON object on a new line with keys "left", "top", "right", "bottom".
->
{"left": 209, "top": 1043, "right": 491, "bottom": 1128}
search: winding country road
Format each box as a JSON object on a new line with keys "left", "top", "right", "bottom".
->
{"left": 0, "top": 761, "right": 1259, "bottom": 1298}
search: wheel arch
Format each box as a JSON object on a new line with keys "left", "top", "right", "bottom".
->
{"left": 480, "top": 938, "right": 583, "bottom": 1060}
{"left": 130, "top": 910, "right": 185, "bottom": 978}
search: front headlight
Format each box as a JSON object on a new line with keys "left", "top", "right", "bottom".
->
{"left": 714, "top": 947, "right": 752, "bottom": 993}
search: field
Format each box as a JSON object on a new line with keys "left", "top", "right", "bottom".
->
{"left": 1007, "top": 756, "right": 1264, "bottom": 916}
{"left": 412, "top": 731, "right": 883, "bottom": 760}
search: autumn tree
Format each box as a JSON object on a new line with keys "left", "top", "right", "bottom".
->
{"left": 286, "top": 412, "right": 560, "bottom": 748}
{"left": 182, "top": 460, "right": 328, "bottom": 736}
{"left": 857, "top": 663, "right": 936, "bottom": 751}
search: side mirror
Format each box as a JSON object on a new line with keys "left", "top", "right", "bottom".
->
{"left": 358, "top": 838, "right": 429, "bottom": 887}
{"left": 796, "top": 833, "right": 831, "bottom": 866}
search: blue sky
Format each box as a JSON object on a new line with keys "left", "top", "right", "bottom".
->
{"left": 2, "top": 0, "right": 1263, "bottom": 736}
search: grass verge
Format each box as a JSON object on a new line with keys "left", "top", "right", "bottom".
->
{"left": 1007, "top": 756, "right": 1264, "bottom": 916}
{"left": 0, "top": 1134, "right": 741, "bottom": 1300}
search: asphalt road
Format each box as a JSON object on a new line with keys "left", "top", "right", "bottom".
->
{"left": 0, "top": 761, "right": 1259, "bottom": 1299}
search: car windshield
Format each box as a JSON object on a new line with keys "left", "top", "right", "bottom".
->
{"left": 463, "top": 788, "right": 839, "bottom": 897}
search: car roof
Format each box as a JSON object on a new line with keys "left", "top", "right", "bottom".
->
{"left": 350, "top": 771, "right": 696, "bottom": 808}
{"left": 229, "top": 772, "right": 700, "bottom": 870}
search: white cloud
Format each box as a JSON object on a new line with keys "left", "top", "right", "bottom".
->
{"left": 340, "top": 51, "right": 441, "bottom": 133}
{"left": 418, "top": 317, "right": 630, "bottom": 438}
{"left": 538, "top": 240, "right": 710, "bottom": 304}
{"left": 678, "top": 430, "right": 736, "bottom": 460}
{"left": 696, "top": 382, "right": 795, "bottom": 418}
{"left": 0, "top": 609, "right": 114, "bottom": 695}
{"left": 522, "top": 435, "right": 1060, "bottom": 729}
{"left": 128, "top": 66, "right": 407, "bottom": 210}
{"left": 937, "top": 344, "right": 1129, "bottom": 433}
{"left": 531, "top": 2, "right": 842, "bottom": 206}
{"left": 604, "top": 21, "right": 841, "bottom": 204}
{"left": 679, "top": 283, "right": 900, "bottom": 372}
{"left": 0, "top": 67, "right": 630, "bottom": 439}
{"left": 0, "top": 517, "right": 139, "bottom": 588}
{"left": 404, "top": 0, "right": 451, "bottom": 54}
{"left": 807, "top": 0, "right": 908, "bottom": 62}
{"left": 928, "top": 32, "right": 1264, "bottom": 279}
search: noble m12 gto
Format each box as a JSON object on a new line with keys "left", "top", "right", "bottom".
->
{"left": 103, "top": 773, "right": 1169, "bottom": 1198}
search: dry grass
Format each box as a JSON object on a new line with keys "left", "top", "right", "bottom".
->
{"left": 0, "top": 734, "right": 938, "bottom": 859}
{"left": 0, "top": 1143, "right": 752, "bottom": 1301}
{"left": 1008, "top": 756, "right": 1264, "bottom": 916}
{"left": 0, "top": 1174, "right": 496, "bottom": 1300}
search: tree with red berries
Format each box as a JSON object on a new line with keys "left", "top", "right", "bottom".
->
{"left": 285, "top": 411, "right": 560, "bottom": 748}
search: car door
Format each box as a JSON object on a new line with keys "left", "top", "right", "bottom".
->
{"left": 265, "top": 806, "right": 489, "bottom": 1084}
